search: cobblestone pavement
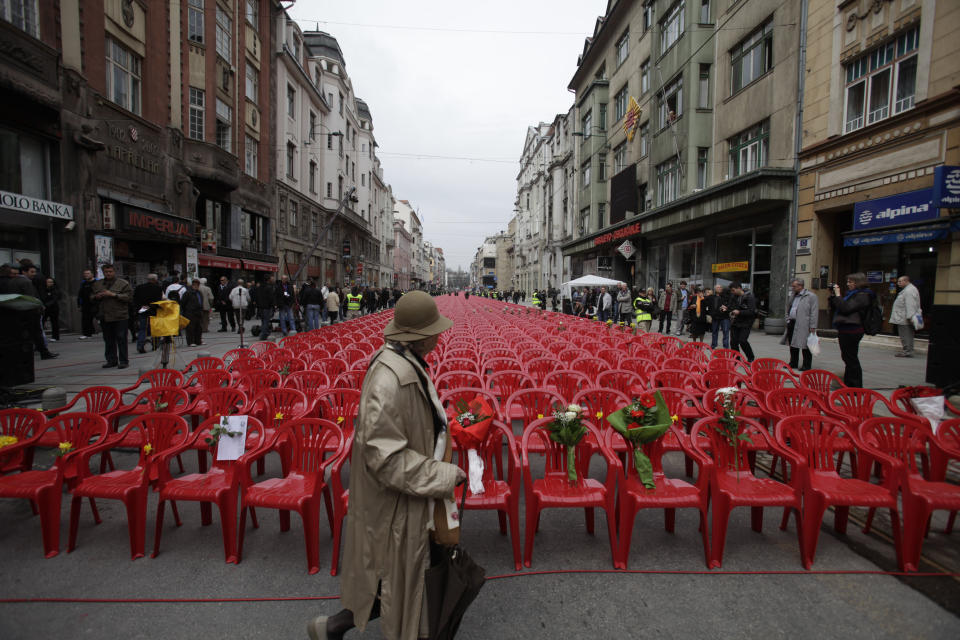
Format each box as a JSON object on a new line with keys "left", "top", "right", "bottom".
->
{"left": 1, "top": 305, "right": 957, "bottom": 639}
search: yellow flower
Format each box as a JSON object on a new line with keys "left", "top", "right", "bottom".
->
{"left": 143, "top": 443, "right": 154, "bottom": 456}
{"left": 671, "top": 414, "right": 679, "bottom": 423}
{"left": 0, "top": 435, "right": 18, "bottom": 449}
{"left": 58, "top": 441, "right": 73, "bottom": 453}
{"left": 595, "top": 411, "right": 604, "bottom": 419}
{"left": 537, "top": 413, "right": 544, "bottom": 420}
{"left": 274, "top": 412, "right": 284, "bottom": 421}
{"left": 337, "top": 416, "right": 345, "bottom": 423}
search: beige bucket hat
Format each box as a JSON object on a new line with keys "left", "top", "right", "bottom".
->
{"left": 382, "top": 291, "right": 453, "bottom": 342}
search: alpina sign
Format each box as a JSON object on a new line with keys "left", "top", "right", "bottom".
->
{"left": 852, "top": 188, "right": 937, "bottom": 231}
{"left": 0, "top": 191, "right": 74, "bottom": 220}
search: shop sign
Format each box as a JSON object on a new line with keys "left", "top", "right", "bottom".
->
{"left": 593, "top": 222, "right": 640, "bottom": 247}
{"left": 243, "top": 259, "right": 279, "bottom": 272}
{"left": 711, "top": 261, "right": 749, "bottom": 273}
{"left": 843, "top": 224, "right": 950, "bottom": 247}
{"left": 617, "top": 240, "right": 636, "bottom": 260}
{"left": 796, "top": 237, "right": 811, "bottom": 256}
{"left": 94, "top": 234, "right": 113, "bottom": 279}
{"left": 120, "top": 207, "right": 195, "bottom": 240}
{"left": 866, "top": 270, "right": 884, "bottom": 283}
{"left": 853, "top": 188, "right": 936, "bottom": 230}
{"left": 0, "top": 190, "right": 73, "bottom": 220}
{"left": 186, "top": 247, "right": 198, "bottom": 282}
{"left": 932, "top": 165, "right": 960, "bottom": 208}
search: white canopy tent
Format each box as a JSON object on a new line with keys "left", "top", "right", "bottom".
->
{"left": 560, "top": 274, "right": 625, "bottom": 302}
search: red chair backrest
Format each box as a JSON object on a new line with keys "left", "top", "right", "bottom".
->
{"left": 829, "top": 388, "right": 889, "bottom": 422}
{"left": 692, "top": 415, "right": 769, "bottom": 473}
{"left": 313, "top": 357, "right": 348, "bottom": 379}
{"left": 440, "top": 388, "right": 502, "bottom": 424}
{"left": 184, "top": 356, "right": 224, "bottom": 373}
{"left": 44, "top": 413, "right": 110, "bottom": 470}
{"left": 752, "top": 358, "right": 793, "bottom": 374}
{"left": 250, "top": 341, "right": 277, "bottom": 356}
{"left": 76, "top": 387, "right": 123, "bottom": 414}
{"left": 651, "top": 369, "right": 703, "bottom": 392}
{"left": 572, "top": 388, "right": 631, "bottom": 425}
{"left": 701, "top": 387, "right": 762, "bottom": 416}
{"left": 135, "top": 369, "right": 185, "bottom": 390}
{"left": 0, "top": 408, "right": 45, "bottom": 440}
{"left": 712, "top": 348, "right": 745, "bottom": 362}
{"left": 596, "top": 369, "right": 645, "bottom": 395}
{"left": 750, "top": 369, "right": 797, "bottom": 394}
{"left": 194, "top": 415, "right": 266, "bottom": 473}
{"left": 284, "top": 418, "right": 345, "bottom": 482}
{"left": 333, "top": 370, "right": 366, "bottom": 390}
{"left": 799, "top": 369, "right": 845, "bottom": 397}
{"left": 662, "top": 357, "right": 706, "bottom": 374}
{"left": 504, "top": 388, "right": 565, "bottom": 426}
{"left": 520, "top": 417, "right": 605, "bottom": 479}
{"left": 936, "top": 419, "right": 960, "bottom": 455}
{"left": 123, "top": 414, "right": 191, "bottom": 467}
{"left": 237, "top": 370, "right": 281, "bottom": 398}
{"left": 223, "top": 348, "right": 256, "bottom": 365}
{"left": 525, "top": 357, "right": 561, "bottom": 383}
{"left": 131, "top": 386, "right": 191, "bottom": 414}
{"left": 858, "top": 416, "right": 932, "bottom": 475}
{"left": 184, "top": 370, "right": 231, "bottom": 393}
{"left": 315, "top": 389, "right": 362, "bottom": 430}
{"left": 570, "top": 357, "right": 608, "bottom": 378}
{"left": 284, "top": 370, "right": 331, "bottom": 393}
{"left": 764, "top": 388, "right": 827, "bottom": 418}
{"left": 543, "top": 370, "right": 592, "bottom": 401}
{"left": 775, "top": 414, "right": 853, "bottom": 472}
{"left": 194, "top": 388, "right": 248, "bottom": 419}
{"left": 486, "top": 371, "right": 534, "bottom": 402}
{"left": 701, "top": 369, "right": 747, "bottom": 390}
{"left": 435, "top": 370, "right": 483, "bottom": 392}
{"left": 227, "top": 357, "right": 265, "bottom": 375}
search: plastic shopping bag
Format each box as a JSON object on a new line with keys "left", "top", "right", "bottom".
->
{"left": 910, "top": 396, "right": 944, "bottom": 434}
{"left": 911, "top": 312, "right": 924, "bottom": 331}
{"left": 806, "top": 332, "right": 821, "bottom": 356}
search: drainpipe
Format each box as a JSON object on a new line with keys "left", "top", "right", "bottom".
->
{"left": 788, "top": 0, "right": 809, "bottom": 284}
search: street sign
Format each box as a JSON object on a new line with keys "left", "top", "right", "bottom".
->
{"left": 617, "top": 240, "right": 635, "bottom": 260}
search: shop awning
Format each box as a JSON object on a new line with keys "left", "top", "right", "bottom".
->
{"left": 243, "top": 259, "right": 279, "bottom": 272}
{"left": 842, "top": 221, "right": 952, "bottom": 247}
{"left": 198, "top": 253, "right": 241, "bottom": 269}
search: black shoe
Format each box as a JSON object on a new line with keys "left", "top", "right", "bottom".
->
{"left": 103, "top": 362, "right": 117, "bottom": 368}
{"left": 137, "top": 346, "right": 146, "bottom": 353}
{"left": 217, "top": 328, "right": 228, "bottom": 332}
{"left": 118, "top": 363, "right": 129, "bottom": 369}
{"left": 40, "top": 351, "right": 59, "bottom": 360}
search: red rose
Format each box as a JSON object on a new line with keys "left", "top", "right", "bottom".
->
{"left": 629, "top": 409, "right": 645, "bottom": 418}
{"left": 639, "top": 394, "right": 656, "bottom": 409}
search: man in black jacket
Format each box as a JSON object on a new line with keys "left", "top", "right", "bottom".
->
{"left": 180, "top": 279, "right": 205, "bottom": 346}
{"left": 729, "top": 282, "right": 756, "bottom": 362}
{"left": 215, "top": 275, "right": 235, "bottom": 332}
{"left": 256, "top": 276, "right": 277, "bottom": 340}
{"left": 706, "top": 284, "right": 732, "bottom": 349}
{"left": 133, "top": 274, "right": 163, "bottom": 353}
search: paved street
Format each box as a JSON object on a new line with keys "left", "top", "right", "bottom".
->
{"left": 1, "top": 311, "right": 958, "bottom": 639}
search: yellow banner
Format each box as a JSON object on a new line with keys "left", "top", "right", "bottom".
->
{"left": 711, "top": 261, "right": 749, "bottom": 273}
{"left": 624, "top": 96, "right": 642, "bottom": 142}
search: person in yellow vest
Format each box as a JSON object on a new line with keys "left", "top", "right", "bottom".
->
{"left": 531, "top": 290, "right": 541, "bottom": 309}
{"left": 633, "top": 288, "right": 656, "bottom": 333}
{"left": 346, "top": 286, "right": 363, "bottom": 320}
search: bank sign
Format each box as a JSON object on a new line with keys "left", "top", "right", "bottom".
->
{"left": 932, "top": 165, "right": 960, "bottom": 208}
{"left": 853, "top": 188, "right": 936, "bottom": 231}
{"left": 0, "top": 190, "right": 73, "bottom": 220}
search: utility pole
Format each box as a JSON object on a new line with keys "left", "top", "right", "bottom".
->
{"left": 292, "top": 187, "right": 357, "bottom": 284}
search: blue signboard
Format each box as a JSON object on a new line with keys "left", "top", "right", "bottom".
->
{"left": 932, "top": 165, "right": 960, "bottom": 208}
{"left": 843, "top": 224, "right": 949, "bottom": 247}
{"left": 852, "top": 188, "right": 937, "bottom": 230}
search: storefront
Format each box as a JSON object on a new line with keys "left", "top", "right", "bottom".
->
{"left": 100, "top": 200, "right": 196, "bottom": 286}
{"left": 0, "top": 192, "right": 73, "bottom": 279}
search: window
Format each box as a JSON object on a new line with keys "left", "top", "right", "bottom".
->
{"left": 105, "top": 38, "right": 142, "bottom": 115}
{"left": 613, "top": 142, "right": 627, "bottom": 173}
{"left": 312, "top": 212, "right": 319, "bottom": 238}
{"left": 287, "top": 85, "right": 296, "bottom": 119}
{"left": 326, "top": 182, "right": 333, "bottom": 198}
{"left": 657, "top": 157, "right": 680, "bottom": 205}
{"left": 245, "top": 135, "right": 258, "bottom": 176}
{"left": 597, "top": 203, "right": 607, "bottom": 228}
{"left": 696, "top": 147, "right": 708, "bottom": 189}
{"left": 290, "top": 200, "right": 298, "bottom": 229}
{"left": 245, "top": 61, "right": 258, "bottom": 103}
{"left": 581, "top": 161, "right": 591, "bottom": 188}
{"left": 598, "top": 103, "right": 607, "bottom": 131}
{"left": 844, "top": 27, "right": 919, "bottom": 133}
{"left": 660, "top": 2, "right": 685, "bottom": 53}
{"left": 188, "top": 87, "right": 204, "bottom": 140}
{"left": 615, "top": 30, "right": 629, "bottom": 67}
{"left": 215, "top": 98, "right": 232, "bottom": 151}
{"left": 642, "top": 2, "right": 654, "bottom": 32}
{"left": 361, "top": 173, "right": 366, "bottom": 186}
{"left": 1, "top": 0, "right": 38, "bottom": 37}
{"left": 579, "top": 207, "right": 590, "bottom": 234}
{"left": 327, "top": 133, "right": 333, "bottom": 150}
{"left": 309, "top": 111, "right": 317, "bottom": 141}
{"left": 698, "top": 64, "right": 711, "bottom": 109}
{"left": 728, "top": 119, "right": 769, "bottom": 177}
{"left": 309, "top": 161, "right": 317, "bottom": 193}
{"left": 731, "top": 19, "right": 772, "bottom": 93}
{"left": 187, "top": 0, "right": 204, "bottom": 43}
{"left": 286, "top": 142, "right": 295, "bottom": 178}
{"left": 338, "top": 92, "right": 343, "bottom": 115}
{"left": 581, "top": 110, "right": 592, "bottom": 141}
{"left": 658, "top": 75, "right": 682, "bottom": 130}
{"left": 614, "top": 85, "right": 629, "bottom": 121}
{"left": 638, "top": 183, "right": 649, "bottom": 212}
{"left": 245, "top": 0, "right": 258, "bottom": 29}
{"left": 215, "top": 5, "right": 232, "bottom": 60}
{"left": 700, "top": 0, "right": 710, "bottom": 23}
{"left": 641, "top": 60, "right": 650, "bottom": 94}
{"left": 639, "top": 123, "right": 649, "bottom": 156}
{"left": 598, "top": 156, "right": 607, "bottom": 182}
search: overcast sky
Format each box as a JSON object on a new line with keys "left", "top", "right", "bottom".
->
{"left": 287, "top": 0, "right": 606, "bottom": 271}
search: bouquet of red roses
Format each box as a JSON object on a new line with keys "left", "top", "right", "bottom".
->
{"left": 445, "top": 395, "right": 495, "bottom": 494}
{"left": 606, "top": 391, "right": 673, "bottom": 489}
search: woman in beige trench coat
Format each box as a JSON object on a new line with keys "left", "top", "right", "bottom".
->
{"left": 309, "top": 291, "right": 465, "bottom": 640}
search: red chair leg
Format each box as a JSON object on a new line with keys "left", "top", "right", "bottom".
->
{"left": 170, "top": 500, "right": 182, "bottom": 527}
{"left": 330, "top": 513, "right": 344, "bottom": 577}
{"left": 38, "top": 485, "right": 62, "bottom": 559}
{"left": 862, "top": 507, "right": 877, "bottom": 534}
{"left": 508, "top": 502, "right": 522, "bottom": 571}
{"left": 664, "top": 507, "right": 676, "bottom": 533}
{"left": 779, "top": 507, "right": 791, "bottom": 531}
{"left": 698, "top": 508, "right": 711, "bottom": 568}
{"left": 709, "top": 495, "right": 732, "bottom": 569}
{"left": 218, "top": 495, "right": 239, "bottom": 564}
{"left": 834, "top": 506, "right": 850, "bottom": 534}
{"left": 280, "top": 509, "right": 291, "bottom": 532}
{"left": 802, "top": 499, "right": 828, "bottom": 570}
{"left": 67, "top": 495, "right": 82, "bottom": 553}
{"left": 617, "top": 500, "right": 637, "bottom": 570}
{"left": 124, "top": 493, "right": 148, "bottom": 560}
{"left": 151, "top": 500, "right": 166, "bottom": 558}
{"left": 201, "top": 501, "right": 212, "bottom": 526}
{"left": 604, "top": 502, "right": 618, "bottom": 568}
{"left": 88, "top": 497, "right": 102, "bottom": 525}
{"left": 945, "top": 510, "right": 957, "bottom": 534}
{"left": 584, "top": 507, "right": 595, "bottom": 535}
{"left": 523, "top": 501, "right": 539, "bottom": 568}
{"left": 238, "top": 501, "right": 249, "bottom": 563}
{"left": 302, "top": 505, "right": 321, "bottom": 575}
{"left": 497, "top": 509, "right": 507, "bottom": 535}
{"left": 751, "top": 506, "right": 764, "bottom": 533}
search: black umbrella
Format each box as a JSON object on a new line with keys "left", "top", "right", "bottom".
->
{"left": 424, "top": 492, "right": 485, "bottom": 639}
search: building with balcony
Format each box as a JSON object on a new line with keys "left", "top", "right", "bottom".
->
{"left": 394, "top": 199, "right": 424, "bottom": 287}
{"left": 392, "top": 218, "right": 412, "bottom": 290}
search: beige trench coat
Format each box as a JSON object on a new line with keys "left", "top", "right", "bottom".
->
{"left": 341, "top": 346, "right": 458, "bottom": 640}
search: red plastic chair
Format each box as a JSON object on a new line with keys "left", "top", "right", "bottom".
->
{"left": 751, "top": 358, "right": 794, "bottom": 375}
{"left": 0, "top": 408, "right": 45, "bottom": 474}
{"left": 41, "top": 386, "right": 122, "bottom": 421}
{"left": 152, "top": 416, "right": 266, "bottom": 563}
{"left": 572, "top": 388, "right": 630, "bottom": 429}
{"left": 312, "top": 357, "right": 348, "bottom": 380}
{"left": 521, "top": 417, "right": 618, "bottom": 567}
{"left": 284, "top": 370, "right": 331, "bottom": 394}
{"left": 651, "top": 369, "right": 704, "bottom": 393}
{"left": 596, "top": 369, "right": 645, "bottom": 396}
{"left": 0, "top": 413, "right": 109, "bottom": 558}
{"left": 453, "top": 420, "right": 523, "bottom": 569}
{"left": 570, "top": 357, "right": 608, "bottom": 379}
{"left": 596, "top": 347, "right": 623, "bottom": 369}
{"left": 249, "top": 341, "right": 277, "bottom": 357}
{"left": 799, "top": 369, "right": 846, "bottom": 397}
{"left": 776, "top": 415, "right": 902, "bottom": 569}
{"left": 934, "top": 420, "right": 960, "bottom": 533}
{"left": 223, "top": 348, "right": 256, "bottom": 365}
{"left": 712, "top": 348, "right": 746, "bottom": 362}
{"left": 689, "top": 416, "right": 804, "bottom": 568}
{"left": 314, "top": 388, "right": 362, "bottom": 437}
{"left": 268, "top": 358, "right": 307, "bottom": 377}
{"left": 486, "top": 371, "right": 534, "bottom": 406}
{"left": 707, "top": 358, "right": 751, "bottom": 376}
{"left": 187, "top": 388, "right": 249, "bottom": 472}
{"left": 828, "top": 388, "right": 902, "bottom": 478}
{"left": 890, "top": 387, "right": 960, "bottom": 420}
{"left": 435, "top": 370, "right": 483, "bottom": 392}
{"left": 525, "top": 357, "right": 562, "bottom": 384}
{"left": 238, "top": 418, "right": 345, "bottom": 574}
{"left": 440, "top": 388, "right": 502, "bottom": 426}
{"left": 119, "top": 369, "right": 185, "bottom": 398}
{"left": 750, "top": 369, "right": 798, "bottom": 394}
{"left": 236, "top": 370, "right": 282, "bottom": 400}
{"left": 483, "top": 347, "right": 516, "bottom": 362}
{"left": 619, "top": 357, "right": 657, "bottom": 381}
{"left": 335, "top": 348, "right": 367, "bottom": 366}
{"left": 112, "top": 386, "right": 191, "bottom": 430}
{"left": 249, "top": 388, "right": 312, "bottom": 475}
{"left": 332, "top": 370, "right": 366, "bottom": 390}
{"left": 183, "top": 370, "right": 231, "bottom": 398}
{"left": 503, "top": 388, "right": 564, "bottom": 431}
{"left": 543, "top": 369, "right": 592, "bottom": 402}
{"left": 678, "top": 343, "right": 712, "bottom": 364}
{"left": 182, "top": 356, "right": 225, "bottom": 374}
{"left": 67, "top": 414, "right": 190, "bottom": 559}
{"left": 859, "top": 417, "right": 957, "bottom": 571}
{"left": 701, "top": 369, "right": 748, "bottom": 390}
{"left": 662, "top": 357, "right": 706, "bottom": 374}
{"left": 605, "top": 424, "right": 712, "bottom": 569}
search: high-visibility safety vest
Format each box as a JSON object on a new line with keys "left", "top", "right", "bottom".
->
{"left": 347, "top": 294, "right": 362, "bottom": 310}
{"left": 633, "top": 296, "right": 653, "bottom": 322}
{"left": 531, "top": 293, "right": 541, "bottom": 306}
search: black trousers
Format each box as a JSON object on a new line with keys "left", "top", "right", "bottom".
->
{"left": 185, "top": 315, "right": 203, "bottom": 345}
{"left": 838, "top": 332, "right": 864, "bottom": 388}
{"left": 102, "top": 319, "right": 129, "bottom": 365}
{"left": 658, "top": 311, "right": 673, "bottom": 333}
{"left": 730, "top": 324, "right": 755, "bottom": 362}
{"left": 81, "top": 306, "right": 96, "bottom": 336}
{"left": 219, "top": 307, "right": 235, "bottom": 329}
{"left": 44, "top": 306, "right": 60, "bottom": 340}
{"left": 786, "top": 320, "right": 812, "bottom": 370}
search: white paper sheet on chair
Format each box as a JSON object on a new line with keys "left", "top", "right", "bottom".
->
{"left": 216, "top": 415, "right": 249, "bottom": 460}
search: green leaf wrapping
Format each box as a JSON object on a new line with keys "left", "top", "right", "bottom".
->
{"left": 606, "top": 391, "right": 672, "bottom": 490}
{"left": 547, "top": 421, "right": 588, "bottom": 483}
